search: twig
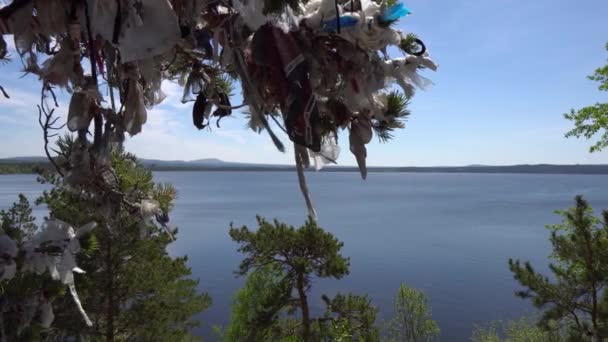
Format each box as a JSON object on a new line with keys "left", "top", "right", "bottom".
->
{"left": 269, "top": 114, "right": 288, "bottom": 134}
{"left": 38, "top": 84, "right": 64, "bottom": 177}
{"left": 0, "top": 85, "right": 9, "bottom": 98}
{"left": 46, "top": 85, "right": 59, "bottom": 107}
{"left": 334, "top": 0, "right": 341, "bottom": 33}
{"left": 107, "top": 76, "right": 117, "bottom": 113}
{"left": 211, "top": 101, "right": 247, "bottom": 110}
{"left": 37, "top": 107, "right": 64, "bottom": 177}
{"left": 83, "top": 0, "right": 103, "bottom": 150}
{"left": 112, "top": 0, "right": 122, "bottom": 44}
{"left": 160, "top": 48, "right": 178, "bottom": 71}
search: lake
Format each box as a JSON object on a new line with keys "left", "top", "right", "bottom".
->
{"left": 1, "top": 172, "right": 607, "bottom": 341}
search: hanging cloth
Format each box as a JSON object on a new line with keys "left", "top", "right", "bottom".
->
{"left": 349, "top": 115, "right": 373, "bottom": 179}
{"left": 86, "top": 0, "right": 180, "bottom": 62}
{"left": 295, "top": 144, "right": 317, "bottom": 219}
{"left": 251, "top": 24, "right": 321, "bottom": 152}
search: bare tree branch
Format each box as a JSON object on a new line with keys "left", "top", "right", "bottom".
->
{"left": 38, "top": 84, "right": 64, "bottom": 177}
{"left": 0, "top": 85, "right": 9, "bottom": 98}
{"left": 46, "top": 86, "right": 59, "bottom": 107}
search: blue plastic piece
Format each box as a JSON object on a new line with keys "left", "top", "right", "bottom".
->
{"left": 379, "top": 3, "right": 411, "bottom": 23}
{"left": 323, "top": 16, "right": 359, "bottom": 32}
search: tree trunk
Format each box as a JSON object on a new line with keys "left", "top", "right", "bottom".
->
{"left": 93, "top": 114, "right": 103, "bottom": 151}
{"left": 586, "top": 231, "right": 600, "bottom": 342}
{"left": 105, "top": 237, "right": 115, "bottom": 342}
{"left": 296, "top": 273, "right": 311, "bottom": 341}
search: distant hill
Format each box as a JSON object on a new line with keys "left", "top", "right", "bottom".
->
{"left": 0, "top": 156, "right": 271, "bottom": 168}
{"left": 1, "top": 157, "right": 608, "bottom": 175}
{"left": 139, "top": 158, "right": 290, "bottom": 170}
{"left": 190, "top": 158, "right": 226, "bottom": 164}
{"left": 0, "top": 156, "right": 50, "bottom": 163}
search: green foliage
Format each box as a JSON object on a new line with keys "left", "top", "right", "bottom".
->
{"left": 509, "top": 196, "right": 608, "bottom": 340}
{"left": 79, "top": 231, "right": 100, "bottom": 257}
{"left": 0, "top": 196, "right": 66, "bottom": 341}
{"left": 589, "top": 42, "right": 608, "bottom": 92}
{"left": 112, "top": 151, "right": 155, "bottom": 195}
{"left": 223, "top": 265, "right": 293, "bottom": 341}
{"left": 317, "top": 319, "right": 356, "bottom": 342}
{"left": 163, "top": 49, "right": 199, "bottom": 82}
{"left": 564, "top": 42, "right": 608, "bottom": 152}
{"left": 115, "top": 238, "right": 211, "bottom": 341}
{"left": 152, "top": 183, "right": 178, "bottom": 213}
{"left": 222, "top": 267, "right": 380, "bottom": 342}
{"left": 225, "top": 217, "right": 382, "bottom": 341}
{"left": 376, "top": 0, "right": 399, "bottom": 8}
{"left": 471, "top": 317, "right": 564, "bottom": 342}
{"left": 564, "top": 103, "right": 608, "bottom": 152}
{"left": 54, "top": 134, "right": 75, "bottom": 158}
{"left": 228, "top": 216, "right": 353, "bottom": 341}
{"left": 0, "top": 194, "right": 37, "bottom": 242}
{"left": 320, "top": 293, "right": 380, "bottom": 341}
{"left": 211, "top": 72, "right": 236, "bottom": 98}
{"left": 382, "top": 283, "right": 440, "bottom": 342}
{"left": 399, "top": 33, "right": 422, "bottom": 55}
{"left": 373, "top": 91, "right": 411, "bottom": 143}
{"left": 32, "top": 148, "right": 210, "bottom": 341}
{"left": 0, "top": 163, "right": 43, "bottom": 174}
{"left": 230, "top": 216, "right": 350, "bottom": 280}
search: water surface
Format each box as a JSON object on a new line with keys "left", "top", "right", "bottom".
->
{"left": 2, "top": 172, "right": 606, "bottom": 341}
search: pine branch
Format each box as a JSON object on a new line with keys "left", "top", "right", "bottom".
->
{"left": 80, "top": 233, "right": 100, "bottom": 257}
{"left": 373, "top": 91, "right": 410, "bottom": 143}
{"left": 374, "top": 0, "right": 398, "bottom": 6}
{"left": 211, "top": 73, "right": 235, "bottom": 97}
{"left": 399, "top": 33, "right": 426, "bottom": 56}
{"left": 385, "top": 90, "right": 411, "bottom": 119}
{"left": 152, "top": 183, "right": 177, "bottom": 213}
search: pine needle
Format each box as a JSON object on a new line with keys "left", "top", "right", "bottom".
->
{"left": 373, "top": 91, "right": 411, "bottom": 143}
{"left": 399, "top": 33, "right": 424, "bottom": 55}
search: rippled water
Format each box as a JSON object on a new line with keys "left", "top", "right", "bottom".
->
{"left": 2, "top": 172, "right": 607, "bottom": 341}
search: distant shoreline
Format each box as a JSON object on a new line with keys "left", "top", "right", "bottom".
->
{"left": 2, "top": 161, "right": 608, "bottom": 175}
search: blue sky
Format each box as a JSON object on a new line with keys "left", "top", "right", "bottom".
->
{"left": 0, "top": 0, "right": 607, "bottom": 166}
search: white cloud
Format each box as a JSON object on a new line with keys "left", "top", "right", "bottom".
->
{"left": 123, "top": 103, "right": 292, "bottom": 163}
{"left": 126, "top": 123, "right": 289, "bottom": 163}
{"left": 0, "top": 88, "right": 46, "bottom": 115}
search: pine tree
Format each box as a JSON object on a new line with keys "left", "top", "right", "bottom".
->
{"left": 34, "top": 146, "right": 211, "bottom": 341}
{"left": 227, "top": 216, "right": 378, "bottom": 341}
{"left": 0, "top": 194, "right": 37, "bottom": 242}
{"left": 471, "top": 317, "right": 563, "bottom": 342}
{"left": 1, "top": 139, "right": 211, "bottom": 341}
{"left": 509, "top": 196, "right": 608, "bottom": 341}
{"left": 564, "top": 42, "right": 608, "bottom": 152}
{"left": 382, "top": 283, "right": 440, "bottom": 342}
{"left": 320, "top": 292, "right": 380, "bottom": 341}
{"left": 229, "top": 216, "right": 350, "bottom": 341}
{"left": 0, "top": 1, "right": 437, "bottom": 338}
{"left": 0, "top": 196, "right": 67, "bottom": 341}
{"left": 221, "top": 264, "right": 294, "bottom": 341}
